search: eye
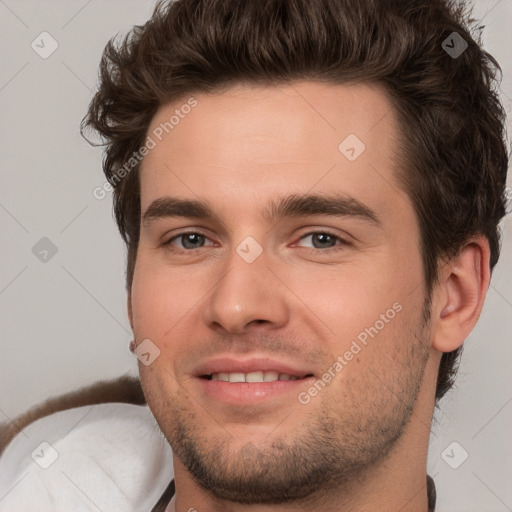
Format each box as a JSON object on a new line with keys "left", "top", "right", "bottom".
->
{"left": 162, "top": 229, "right": 350, "bottom": 255}
{"left": 295, "top": 230, "right": 349, "bottom": 252}
{"left": 163, "top": 232, "right": 215, "bottom": 252}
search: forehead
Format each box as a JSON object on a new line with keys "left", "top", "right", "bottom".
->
{"left": 139, "top": 81, "right": 406, "bottom": 217}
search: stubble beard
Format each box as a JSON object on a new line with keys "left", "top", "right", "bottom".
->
{"left": 148, "top": 304, "right": 432, "bottom": 505}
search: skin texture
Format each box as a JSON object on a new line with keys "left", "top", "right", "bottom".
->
{"left": 128, "top": 81, "right": 490, "bottom": 512}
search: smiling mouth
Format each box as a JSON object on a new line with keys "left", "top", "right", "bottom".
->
{"left": 201, "top": 371, "right": 314, "bottom": 383}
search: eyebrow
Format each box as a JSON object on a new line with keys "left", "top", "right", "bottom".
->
{"left": 142, "top": 193, "right": 381, "bottom": 227}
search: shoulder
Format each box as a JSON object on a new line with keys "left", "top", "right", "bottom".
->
{"left": 0, "top": 374, "right": 146, "bottom": 455}
{"left": 0, "top": 377, "right": 174, "bottom": 512}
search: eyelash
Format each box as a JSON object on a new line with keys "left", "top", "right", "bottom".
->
{"left": 162, "top": 230, "right": 350, "bottom": 255}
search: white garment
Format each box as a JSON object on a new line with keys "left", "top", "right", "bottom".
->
{"left": 0, "top": 403, "right": 174, "bottom": 512}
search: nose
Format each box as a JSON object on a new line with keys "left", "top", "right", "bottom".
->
{"left": 202, "top": 243, "right": 290, "bottom": 335}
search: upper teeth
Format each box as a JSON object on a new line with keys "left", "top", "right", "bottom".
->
{"left": 210, "top": 371, "right": 299, "bottom": 382}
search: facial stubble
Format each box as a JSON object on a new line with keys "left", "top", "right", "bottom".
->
{"left": 145, "top": 303, "right": 432, "bottom": 505}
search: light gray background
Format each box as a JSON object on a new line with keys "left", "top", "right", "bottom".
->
{"left": 0, "top": 0, "right": 511, "bottom": 510}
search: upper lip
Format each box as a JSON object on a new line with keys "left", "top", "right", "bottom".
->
{"left": 194, "top": 356, "right": 314, "bottom": 378}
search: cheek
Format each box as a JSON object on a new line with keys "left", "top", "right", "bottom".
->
{"left": 130, "top": 258, "right": 201, "bottom": 337}
{"left": 300, "top": 262, "right": 424, "bottom": 371}
{"left": 131, "top": 258, "right": 235, "bottom": 371}
{"left": 322, "top": 294, "right": 426, "bottom": 402}
{"left": 287, "top": 261, "right": 406, "bottom": 339}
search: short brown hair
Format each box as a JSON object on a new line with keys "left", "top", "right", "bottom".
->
{"left": 82, "top": 0, "right": 509, "bottom": 403}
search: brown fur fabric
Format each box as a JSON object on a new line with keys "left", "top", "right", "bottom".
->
{"left": 0, "top": 375, "right": 146, "bottom": 455}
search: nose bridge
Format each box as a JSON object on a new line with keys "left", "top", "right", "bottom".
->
{"left": 203, "top": 235, "right": 288, "bottom": 333}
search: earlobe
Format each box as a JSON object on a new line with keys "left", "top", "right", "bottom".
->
{"left": 431, "top": 236, "right": 490, "bottom": 353}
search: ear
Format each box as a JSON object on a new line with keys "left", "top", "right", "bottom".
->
{"left": 431, "top": 235, "right": 491, "bottom": 353}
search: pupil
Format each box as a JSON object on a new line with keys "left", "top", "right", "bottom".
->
{"left": 183, "top": 233, "right": 204, "bottom": 249}
{"left": 314, "top": 233, "right": 334, "bottom": 248}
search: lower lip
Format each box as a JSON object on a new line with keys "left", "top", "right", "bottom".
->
{"left": 196, "top": 377, "right": 315, "bottom": 405}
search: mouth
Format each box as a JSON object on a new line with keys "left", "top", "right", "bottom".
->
{"left": 200, "top": 371, "right": 314, "bottom": 382}
{"left": 193, "top": 357, "right": 316, "bottom": 405}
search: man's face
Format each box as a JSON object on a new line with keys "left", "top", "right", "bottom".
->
{"left": 130, "top": 81, "right": 434, "bottom": 503}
